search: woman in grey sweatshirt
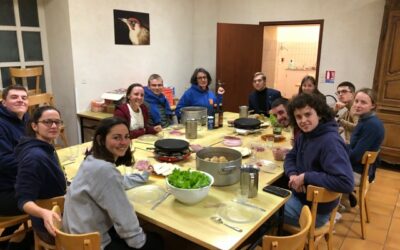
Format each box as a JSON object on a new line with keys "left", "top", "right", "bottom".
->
{"left": 63, "top": 117, "right": 163, "bottom": 250}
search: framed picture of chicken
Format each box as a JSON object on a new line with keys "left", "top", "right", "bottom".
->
{"left": 114, "top": 9, "right": 150, "bottom": 45}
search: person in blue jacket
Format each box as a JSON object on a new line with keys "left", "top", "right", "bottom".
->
{"left": 0, "top": 85, "right": 31, "bottom": 249}
{"left": 15, "top": 106, "right": 67, "bottom": 245}
{"left": 284, "top": 93, "right": 354, "bottom": 227}
{"left": 248, "top": 72, "right": 281, "bottom": 116}
{"left": 144, "top": 74, "right": 173, "bottom": 128}
{"left": 175, "top": 68, "right": 225, "bottom": 119}
{"left": 349, "top": 88, "right": 384, "bottom": 185}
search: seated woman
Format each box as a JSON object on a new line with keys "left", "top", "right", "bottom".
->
{"left": 15, "top": 106, "right": 67, "bottom": 244}
{"left": 298, "top": 75, "right": 325, "bottom": 100}
{"left": 284, "top": 93, "right": 354, "bottom": 227}
{"left": 175, "top": 68, "right": 225, "bottom": 119}
{"left": 114, "top": 83, "right": 162, "bottom": 139}
{"left": 349, "top": 88, "right": 384, "bottom": 185}
{"left": 63, "top": 117, "right": 163, "bottom": 250}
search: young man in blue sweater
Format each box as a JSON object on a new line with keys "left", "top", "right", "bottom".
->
{"left": 284, "top": 93, "right": 354, "bottom": 227}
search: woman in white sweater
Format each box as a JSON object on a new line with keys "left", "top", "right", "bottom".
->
{"left": 63, "top": 117, "right": 163, "bottom": 250}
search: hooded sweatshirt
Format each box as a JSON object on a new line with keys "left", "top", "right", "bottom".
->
{"left": 0, "top": 104, "right": 29, "bottom": 191}
{"left": 15, "top": 137, "right": 66, "bottom": 235}
{"left": 143, "top": 87, "right": 172, "bottom": 127}
{"left": 349, "top": 112, "right": 384, "bottom": 177}
{"left": 175, "top": 84, "right": 222, "bottom": 118}
{"left": 284, "top": 120, "right": 354, "bottom": 214}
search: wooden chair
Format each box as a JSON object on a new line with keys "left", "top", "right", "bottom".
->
{"left": 356, "top": 151, "right": 379, "bottom": 239}
{"left": 259, "top": 206, "right": 312, "bottom": 250}
{"left": 10, "top": 67, "right": 43, "bottom": 95}
{"left": 0, "top": 214, "right": 31, "bottom": 243}
{"left": 283, "top": 185, "right": 342, "bottom": 250}
{"left": 33, "top": 196, "right": 65, "bottom": 250}
{"left": 28, "top": 93, "right": 69, "bottom": 148}
{"left": 52, "top": 205, "right": 101, "bottom": 250}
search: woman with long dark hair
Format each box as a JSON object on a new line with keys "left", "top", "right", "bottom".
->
{"left": 15, "top": 106, "right": 66, "bottom": 244}
{"left": 63, "top": 117, "right": 163, "bottom": 250}
{"left": 114, "top": 83, "right": 162, "bottom": 139}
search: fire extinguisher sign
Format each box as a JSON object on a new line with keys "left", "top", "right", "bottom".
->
{"left": 325, "top": 70, "right": 335, "bottom": 83}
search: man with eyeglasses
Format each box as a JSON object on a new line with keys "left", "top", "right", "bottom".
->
{"left": 334, "top": 81, "right": 358, "bottom": 143}
{"left": 249, "top": 72, "right": 281, "bottom": 116}
{"left": 144, "top": 74, "right": 173, "bottom": 128}
{"left": 0, "top": 85, "right": 31, "bottom": 248}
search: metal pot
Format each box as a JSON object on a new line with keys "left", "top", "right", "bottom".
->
{"left": 180, "top": 106, "right": 207, "bottom": 126}
{"left": 196, "top": 147, "right": 242, "bottom": 186}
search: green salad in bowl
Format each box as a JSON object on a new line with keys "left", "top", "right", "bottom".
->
{"left": 166, "top": 169, "right": 213, "bottom": 204}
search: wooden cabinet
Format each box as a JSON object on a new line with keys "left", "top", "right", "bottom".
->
{"left": 373, "top": 0, "right": 400, "bottom": 163}
{"left": 78, "top": 111, "right": 112, "bottom": 143}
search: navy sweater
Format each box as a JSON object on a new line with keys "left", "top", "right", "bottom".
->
{"left": 349, "top": 113, "right": 384, "bottom": 175}
{"left": 248, "top": 88, "right": 281, "bottom": 116}
{"left": 0, "top": 104, "right": 29, "bottom": 191}
{"left": 15, "top": 137, "right": 66, "bottom": 234}
{"left": 284, "top": 120, "right": 354, "bottom": 214}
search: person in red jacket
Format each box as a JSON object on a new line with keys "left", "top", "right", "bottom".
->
{"left": 114, "top": 83, "right": 162, "bottom": 139}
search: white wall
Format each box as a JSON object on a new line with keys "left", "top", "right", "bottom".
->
{"left": 67, "top": 0, "right": 194, "bottom": 111}
{"left": 193, "top": 0, "right": 385, "bottom": 95}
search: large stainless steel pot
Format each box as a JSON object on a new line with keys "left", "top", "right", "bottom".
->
{"left": 196, "top": 147, "right": 242, "bottom": 186}
{"left": 180, "top": 106, "right": 207, "bottom": 126}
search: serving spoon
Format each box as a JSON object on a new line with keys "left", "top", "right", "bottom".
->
{"left": 210, "top": 216, "right": 242, "bottom": 232}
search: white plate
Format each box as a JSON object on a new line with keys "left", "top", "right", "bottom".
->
{"left": 126, "top": 185, "right": 166, "bottom": 204}
{"left": 255, "top": 160, "right": 278, "bottom": 173}
{"left": 260, "top": 121, "right": 270, "bottom": 128}
{"left": 231, "top": 147, "right": 252, "bottom": 157}
{"left": 217, "top": 201, "right": 262, "bottom": 223}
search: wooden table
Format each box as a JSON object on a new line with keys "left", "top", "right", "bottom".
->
{"left": 58, "top": 112, "right": 292, "bottom": 250}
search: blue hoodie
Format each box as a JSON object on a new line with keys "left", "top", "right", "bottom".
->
{"left": 0, "top": 104, "right": 29, "bottom": 191}
{"left": 284, "top": 120, "right": 354, "bottom": 214}
{"left": 143, "top": 87, "right": 172, "bottom": 127}
{"left": 175, "top": 84, "right": 222, "bottom": 118}
{"left": 15, "top": 137, "right": 66, "bottom": 236}
{"left": 349, "top": 112, "right": 384, "bottom": 177}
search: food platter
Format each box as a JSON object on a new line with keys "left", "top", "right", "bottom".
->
{"left": 153, "top": 163, "right": 181, "bottom": 176}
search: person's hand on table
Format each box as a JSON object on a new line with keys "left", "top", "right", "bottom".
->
{"left": 154, "top": 125, "right": 162, "bottom": 132}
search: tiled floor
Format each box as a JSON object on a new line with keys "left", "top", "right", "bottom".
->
{"left": 317, "top": 167, "right": 400, "bottom": 250}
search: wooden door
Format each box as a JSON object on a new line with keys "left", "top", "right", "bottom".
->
{"left": 373, "top": 0, "right": 400, "bottom": 163}
{"left": 216, "top": 23, "right": 263, "bottom": 112}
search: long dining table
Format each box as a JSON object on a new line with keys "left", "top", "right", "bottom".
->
{"left": 57, "top": 112, "right": 292, "bottom": 250}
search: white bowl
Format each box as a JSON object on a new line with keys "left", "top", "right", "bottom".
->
{"left": 166, "top": 171, "right": 214, "bottom": 205}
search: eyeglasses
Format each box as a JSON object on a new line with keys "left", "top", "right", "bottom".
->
{"left": 335, "top": 90, "right": 351, "bottom": 95}
{"left": 38, "top": 119, "right": 64, "bottom": 127}
{"left": 197, "top": 76, "right": 208, "bottom": 80}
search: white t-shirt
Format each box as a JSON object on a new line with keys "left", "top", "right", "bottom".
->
{"left": 128, "top": 104, "right": 144, "bottom": 130}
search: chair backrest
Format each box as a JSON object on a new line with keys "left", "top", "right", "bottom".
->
{"left": 10, "top": 67, "right": 43, "bottom": 95}
{"left": 306, "top": 185, "right": 342, "bottom": 241}
{"left": 36, "top": 196, "right": 65, "bottom": 213}
{"left": 0, "top": 214, "right": 31, "bottom": 242}
{"left": 28, "top": 93, "right": 55, "bottom": 107}
{"left": 262, "top": 206, "right": 312, "bottom": 250}
{"left": 52, "top": 205, "right": 101, "bottom": 250}
{"left": 360, "top": 151, "right": 379, "bottom": 193}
